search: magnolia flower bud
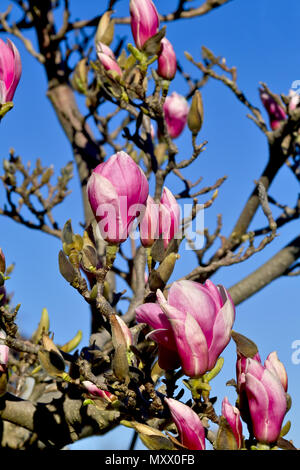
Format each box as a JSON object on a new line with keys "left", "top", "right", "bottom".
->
{"left": 157, "top": 38, "right": 177, "bottom": 81}
{"left": 82, "top": 381, "right": 117, "bottom": 402}
{"left": 163, "top": 92, "right": 189, "bottom": 138}
{"left": 165, "top": 398, "right": 206, "bottom": 450}
{"left": 140, "top": 196, "right": 159, "bottom": 247}
{"left": 259, "top": 88, "right": 286, "bottom": 130}
{"left": 71, "top": 58, "right": 88, "bottom": 94}
{"left": 187, "top": 90, "right": 204, "bottom": 134}
{"left": 221, "top": 397, "right": 243, "bottom": 449}
{"left": 159, "top": 187, "right": 180, "bottom": 249}
{"left": 96, "top": 42, "right": 122, "bottom": 76}
{"left": 129, "top": 0, "right": 160, "bottom": 51}
{"left": 0, "top": 39, "right": 22, "bottom": 104}
{"left": 243, "top": 358, "right": 287, "bottom": 444}
{"left": 0, "top": 329, "right": 9, "bottom": 373}
{"left": 87, "top": 151, "right": 149, "bottom": 244}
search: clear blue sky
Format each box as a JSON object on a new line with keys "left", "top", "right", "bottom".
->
{"left": 0, "top": 0, "right": 299, "bottom": 450}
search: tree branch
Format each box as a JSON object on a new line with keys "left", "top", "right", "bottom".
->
{"left": 228, "top": 235, "right": 300, "bottom": 305}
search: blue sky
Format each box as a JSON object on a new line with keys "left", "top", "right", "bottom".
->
{"left": 0, "top": 0, "right": 299, "bottom": 450}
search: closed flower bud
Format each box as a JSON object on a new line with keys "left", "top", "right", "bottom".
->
{"left": 112, "top": 314, "right": 133, "bottom": 350}
{"left": 221, "top": 397, "right": 243, "bottom": 449}
{"left": 87, "top": 151, "right": 149, "bottom": 244}
{"left": 136, "top": 279, "right": 235, "bottom": 376}
{"left": 243, "top": 358, "right": 287, "bottom": 444}
{"left": 159, "top": 187, "right": 180, "bottom": 249}
{"left": 0, "top": 39, "right": 22, "bottom": 104}
{"left": 0, "top": 329, "right": 9, "bottom": 373}
{"left": 157, "top": 38, "right": 177, "bottom": 81}
{"left": 187, "top": 90, "right": 204, "bottom": 134}
{"left": 140, "top": 196, "right": 159, "bottom": 247}
{"left": 165, "top": 398, "right": 206, "bottom": 450}
{"left": 82, "top": 381, "right": 117, "bottom": 402}
{"left": 163, "top": 92, "right": 189, "bottom": 138}
{"left": 259, "top": 88, "right": 286, "bottom": 130}
{"left": 129, "top": 0, "right": 160, "bottom": 51}
{"left": 71, "top": 58, "right": 88, "bottom": 94}
{"left": 96, "top": 42, "right": 122, "bottom": 76}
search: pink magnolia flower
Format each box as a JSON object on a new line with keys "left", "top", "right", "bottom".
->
{"left": 129, "top": 0, "right": 160, "bottom": 51}
{"left": 140, "top": 195, "right": 159, "bottom": 247}
{"left": 242, "top": 358, "right": 287, "bottom": 444}
{"left": 82, "top": 381, "right": 116, "bottom": 402}
{"left": 163, "top": 92, "right": 189, "bottom": 138}
{"left": 165, "top": 398, "right": 205, "bottom": 450}
{"left": 221, "top": 397, "right": 243, "bottom": 449}
{"left": 87, "top": 151, "right": 149, "bottom": 243}
{"left": 159, "top": 187, "right": 180, "bottom": 249}
{"left": 96, "top": 42, "right": 122, "bottom": 76}
{"left": 157, "top": 38, "right": 177, "bottom": 81}
{"left": 0, "top": 38, "right": 22, "bottom": 104}
{"left": 135, "top": 279, "right": 235, "bottom": 376}
{"left": 0, "top": 329, "right": 9, "bottom": 373}
{"left": 259, "top": 88, "right": 286, "bottom": 130}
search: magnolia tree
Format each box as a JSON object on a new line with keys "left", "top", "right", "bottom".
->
{"left": 0, "top": 0, "right": 299, "bottom": 451}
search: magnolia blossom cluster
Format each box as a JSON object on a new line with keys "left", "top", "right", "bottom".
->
{"left": 87, "top": 151, "right": 180, "bottom": 248}
{"left": 153, "top": 348, "right": 289, "bottom": 450}
{"left": 0, "top": 38, "right": 22, "bottom": 104}
{"left": 134, "top": 274, "right": 290, "bottom": 450}
{"left": 96, "top": 0, "right": 187, "bottom": 140}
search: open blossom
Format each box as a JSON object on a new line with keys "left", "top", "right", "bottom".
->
{"left": 159, "top": 187, "right": 180, "bottom": 249}
{"left": 129, "top": 0, "right": 160, "bottom": 50}
{"left": 157, "top": 38, "right": 177, "bottom": 81}
{"left": 221, "top": 397, "right": 243, "bottom": 449}
{"left": 259, "top": 88, "right": 286, "bottom": 130}
{"left": 96, "top": 42, "right": 122, "bottom": 76}
{"left": 0, "top": 38, "right": 22, "bottom": 104}
{"left": 242, "top": 357, "right": 287, "bottom": 444}
{"left": 165, "top": 398, "right": 205, "bottom": 450}
{"left": 87, "top": 151, "right": 149, "bottom": 244}
{"left": 163, "top": 92, "right": 189, "bottom": 138}
{"left": 135, "top": 279, "right": 235, "bottom": 376}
